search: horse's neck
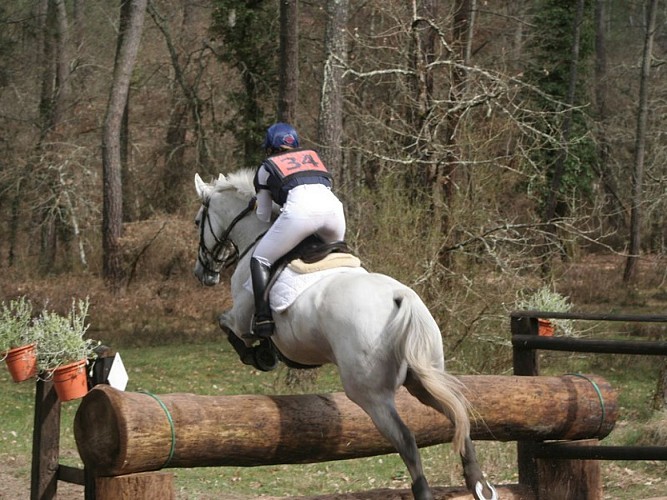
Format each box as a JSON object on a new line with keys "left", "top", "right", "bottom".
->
{"left": 236, "top": 212, "right": 270, "bottom": 253}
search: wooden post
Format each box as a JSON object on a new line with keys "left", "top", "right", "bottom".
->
{"left": 512, "top": 315, "right": 540, "bottom": 375}
{"left": 30, "top": 378, "right": 61, "bottom": 500}
{"left": 95, "top": 472, "right": 174, "bottom": 500}
{"left": 512, "top": 315, "right": 540, "bottom": 495}
{"left": 536, "top": 440, "right": 602, "bottom": 500}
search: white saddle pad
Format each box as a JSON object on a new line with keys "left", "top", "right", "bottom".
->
{"left": 245, "top": 265, "right": 368, "bottom": 312}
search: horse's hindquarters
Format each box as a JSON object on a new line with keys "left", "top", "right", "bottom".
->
{"left": 273, "top": 272, "right": 409, "bottom": 368}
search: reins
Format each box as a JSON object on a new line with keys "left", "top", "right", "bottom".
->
{"left": 198, "top": 197, "right": 264, "bottom": 275}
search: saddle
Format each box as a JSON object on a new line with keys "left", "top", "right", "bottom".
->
{"left": 281, "top": 235, "right": 352, "bottom": 265}
{"left": 242, "top": 235, "right": 359, "bottom": 372}
{"left": 269, "top": 235, "right": 358, "bottom": 284}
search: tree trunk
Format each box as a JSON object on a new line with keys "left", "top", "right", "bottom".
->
{"left": 543, "top": 0, "right": 585, "bottom": 224}
{"left": 149, "top": 2, "right": 211, "bottom": 212}
{"left": 508, "top": 1, "right": 527, "bottom": 71}
{"left": 7, "top": 0, "right": 48, "bottom": 267}
{"left": 436, "top": 0, "right": 473, "bottom": 269}
{"left": 540, "top": 0, "right": 585, "bottom": 275}
{"left": 623, "top": 0, "right": 658, "bottom": 283}
{"left": 278, "top": 0, "right": 299, "bottom": 125}
{"left": 406, "top": 0, "right": 437, "bottom": 195}
{"left": 72, "top": 0, "right": 85, "bottom": 51}
{"left": 102, "top": 0, "right": 147, "bottom": 291}
{"left": 36, "top": 0, "right": 56, "bottom": 266}
{"left": 593, "top": 0, "right": 624, "bottom": 230}
{"left": 38, "top": 0, "right": 70, "bottom": 140}
{"left": 318, "top": 0, "right": 348, "bottom": 178}
{"left": 118, "top": 1, "right": 135, "bottom": 224}
{"left": 653, "top": 359, "right": 667, "bottom": 411}
{"left": 36, "top": 0, "right": 71, "bottom": 271}
{"left": 52, "top": 0, "right": 70, "bottom": 129}
{"left": 38, "top": 0, "right": 56, "bottom": 140}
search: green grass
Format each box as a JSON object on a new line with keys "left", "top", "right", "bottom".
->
{"left": 1, "top": 339, "right": 666, "bottom": 499}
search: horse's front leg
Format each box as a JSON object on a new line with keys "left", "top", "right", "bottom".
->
{"left": 218, "top": 309, "right": 278, "bottom": 372}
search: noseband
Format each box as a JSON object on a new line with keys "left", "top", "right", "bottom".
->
{"left": 197, "top": 199, "right": 254, "bottom": 276}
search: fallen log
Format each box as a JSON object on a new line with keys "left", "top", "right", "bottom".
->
{"left": 74, "top": 374, "right": 617, "bottom": 476}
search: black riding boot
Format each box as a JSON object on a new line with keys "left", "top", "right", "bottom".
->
{"left": 248, "top": 257, "right": 275, "bottom": 339}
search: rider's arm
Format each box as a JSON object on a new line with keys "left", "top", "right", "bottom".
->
{"left": 255, "top": 165, "right": 273, "bottom": 223}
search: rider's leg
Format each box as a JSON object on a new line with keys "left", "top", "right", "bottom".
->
{"left": 250, "top": 256, "right": 274, "bottom": 339}
{"left": 246, "top": 190, "right": 345, "bottom": 340}
{"left": 247, "top": 208, "right": 314, "bottom": 340}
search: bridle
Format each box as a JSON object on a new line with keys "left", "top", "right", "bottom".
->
{"left": 197, "top": 197, "right": 261, "bottom": 276}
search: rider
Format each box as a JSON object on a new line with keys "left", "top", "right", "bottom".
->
{"left": 248, "top": 122, "right": 346, "bottom": 340}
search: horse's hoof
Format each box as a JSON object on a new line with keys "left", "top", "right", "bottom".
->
{"left": 253, "top": 341, "right": 279, "bottom": 372}
{"left": 411, "top": 476, "right": 434, "bottom": 500}
{"left": 475, "top": 480, "right": 498, "bottom": 500}
{"left": 240, "top": 350, "right": 255, "bottom": 366}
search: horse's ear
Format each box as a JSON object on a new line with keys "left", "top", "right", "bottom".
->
{"left": 194, "top": 173, "right": 210, "bottom": 200}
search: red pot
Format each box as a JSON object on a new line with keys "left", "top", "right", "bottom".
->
{"left": 4, "top": 343, "right": 38, "bottom": 382}
{"left": 52, "top": 359, "right": 89, "bottom": 402}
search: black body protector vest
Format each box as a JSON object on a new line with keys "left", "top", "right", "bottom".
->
{"left": 254, "top": 149, "right": 332, "bottom": 206}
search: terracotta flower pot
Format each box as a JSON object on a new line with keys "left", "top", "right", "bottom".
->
{"left": 538, "top": 318, "right": 554, "bottom": 337}
{"left": 52, "top": 359, "right": 89, "bottom": 402}
{"left": 4, "top": 343, "right": 38, "bottom": 382}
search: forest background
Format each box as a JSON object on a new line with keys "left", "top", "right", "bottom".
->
{"left": 0, "top": 0, "right": 666, "bottom": 497}
{"left": 0, "top": 0, "right": 665, "bottom": 360}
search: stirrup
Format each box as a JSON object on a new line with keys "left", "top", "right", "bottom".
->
{"left": 243, "top": 317, "right": 275, "bottom": 340}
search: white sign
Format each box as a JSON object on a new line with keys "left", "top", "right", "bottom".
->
{"left": 107, "top": 353, "right": 129, "bottom": 391}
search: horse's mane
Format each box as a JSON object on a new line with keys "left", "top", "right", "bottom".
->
{"left": 213, "top": 168, "right": 256, "bottom": 199}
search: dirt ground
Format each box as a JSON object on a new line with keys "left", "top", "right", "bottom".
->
{"left": 0, "top": 455, "right": 82, "bottom": 499}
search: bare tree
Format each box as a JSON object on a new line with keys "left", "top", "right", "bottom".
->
{"left": 318, "top": 0, "right": 348, "bottom": 177}
{"left": 405, "top": 0, "right": 437, "bottom": 195}
{"left": 38, "top": 0, "right": 70, "bottom": 140}
{"left": 52, "top": 0, "right": 70, "bottom": 128}
{"left": 542, "top": 0, "right": 585, "bottom": 231}
{"left": 593, "top": 0, "right": 624, "bottom": 230}
{"left": 623, "top": 0, "right": 658, "bottom": 283}
{"left": 278, "top": 0, "right": 299, "bottom": 124}
{"left": 34, "top": 0, "right": 72, "bottom": 270}
{"left": 149, "top": 2, "right": 214, "bottom": 213}
{"left": 542, "top": 0, "right": 585, "bottom": 276}
{"left": 102, "top": 0, "right": 147, "bottom": 291}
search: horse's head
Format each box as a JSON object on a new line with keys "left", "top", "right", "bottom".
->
{"left": 193, "top": 171, "right": 257, "bottom": 286}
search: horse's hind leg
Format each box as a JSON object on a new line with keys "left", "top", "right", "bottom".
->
{"left": 404, "top": 371, "right": 498, "bottom": 500}
{"left": 347, "top": 391, "right": 433, "bottom": 500}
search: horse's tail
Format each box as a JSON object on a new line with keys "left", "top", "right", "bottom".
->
{"left": 389, "top": 288, "right": 471, "bottom": 457}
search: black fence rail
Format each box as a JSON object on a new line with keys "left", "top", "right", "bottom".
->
{"left": 510, "top": 311, "right": 667, "bottom": 492}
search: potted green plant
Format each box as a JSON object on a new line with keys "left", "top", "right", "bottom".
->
{"left": 1, "top": 297, "right": 41, "bottom": 382}
{"left": 35, "top": 298, "right": 99, "bottom": 401}
{"left": 515, "top": 286, "right": 576, "bottom": 337}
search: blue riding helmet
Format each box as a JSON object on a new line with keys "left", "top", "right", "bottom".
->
{"left": 262, "top": 122, "right": 299, "bottom": 150}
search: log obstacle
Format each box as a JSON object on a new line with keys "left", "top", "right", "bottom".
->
{"left": 74, "top": 374, "right": 617, "bottom": 477}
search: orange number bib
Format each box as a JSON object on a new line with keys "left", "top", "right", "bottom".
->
{"left": 269, "top": 150, "right": 329, "bottom": 179}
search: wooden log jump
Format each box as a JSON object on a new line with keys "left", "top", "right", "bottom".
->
{"left": 74, "top": 374, "right": 616, "bottom": 477}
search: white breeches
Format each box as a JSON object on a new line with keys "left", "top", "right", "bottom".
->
{"left": 253, "top": 184, "right": 346, "bottom": 266}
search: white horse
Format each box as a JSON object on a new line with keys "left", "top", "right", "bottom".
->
{"left": 193, "top": 170, "right": 497, "bottom": 500}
